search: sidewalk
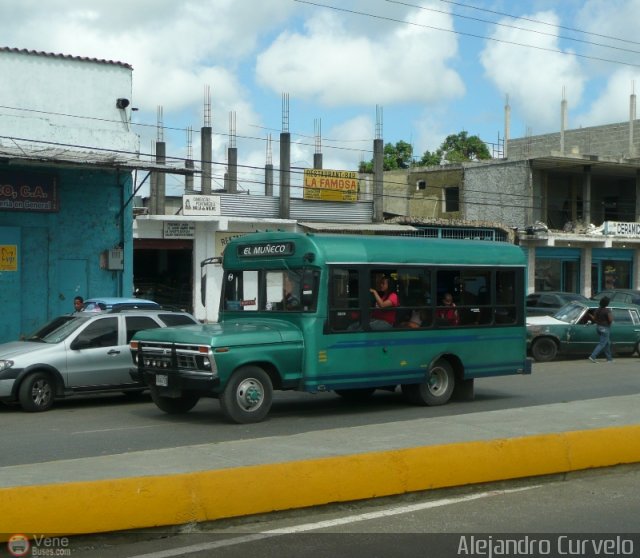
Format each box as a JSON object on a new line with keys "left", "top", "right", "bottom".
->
{"left": 2, "top": 394, "right": 639, "bottom": 539}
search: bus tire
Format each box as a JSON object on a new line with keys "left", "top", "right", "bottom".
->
{"left": 220, "top": 366, "right": 273, "bottom": 424}
{"left": 531, "top": 337, "right": 558, "bottom": 362}
{"left": 402, "top": 359, "right": 454, "bottom": 406}
{"left": 150, "top": 386, "right": 200, "bottom": 414}
{"left": 334, "top": 388, "right": 376, "bottom": 401}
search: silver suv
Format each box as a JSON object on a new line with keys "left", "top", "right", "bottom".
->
{"left": 0, "top": 309, "right": 198, "bottom": 412}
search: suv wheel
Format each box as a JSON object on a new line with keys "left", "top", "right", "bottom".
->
{"left": 19, "top": 372, "right": 55, "bottom": 412}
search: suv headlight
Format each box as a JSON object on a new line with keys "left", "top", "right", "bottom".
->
{"left": 0, "top": 360, "right": 15, "bottom": 373}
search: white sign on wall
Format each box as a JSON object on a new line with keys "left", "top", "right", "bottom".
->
{"left": 604, "top": 221, "right": 640, "bottom": 237}
{"left": 183, "top": 195, "right": 221, "bottom": 216}
{"left": 163, "top": 222, "right": 195, "bottom": 238}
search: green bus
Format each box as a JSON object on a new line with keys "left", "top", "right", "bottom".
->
{"left": 131, "top": 231, "right": 532, "bottom": 423}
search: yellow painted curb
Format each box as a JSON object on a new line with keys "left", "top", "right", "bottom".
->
{"left": 1, "top": 424, "right": 639, "bottom": 540}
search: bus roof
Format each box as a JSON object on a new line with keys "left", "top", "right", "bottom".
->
{"left": 223, "top": 231, "right": 526, "bottom": 268}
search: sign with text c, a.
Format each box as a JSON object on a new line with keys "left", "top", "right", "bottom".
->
{"left": 0, "top": 245, "right": 18, "bottom": 271}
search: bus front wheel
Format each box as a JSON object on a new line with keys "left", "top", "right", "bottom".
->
{"left": 220, "top": 366, "right": 273, "bottom": 424}
{"left": 402, "top": 359, "right": 454, "bottom": 406}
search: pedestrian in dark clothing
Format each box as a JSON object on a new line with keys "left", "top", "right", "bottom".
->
{"left": 73, "top": 296, "right": 84, "bottom": 313}
{"left": 589, "top": 297, "right": 613, "bottom": 363}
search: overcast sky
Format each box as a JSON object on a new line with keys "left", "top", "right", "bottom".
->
{"left": 2, "top": 0, "right": 640, "bottom": 195}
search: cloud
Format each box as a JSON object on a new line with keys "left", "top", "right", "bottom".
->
{"left": 256, "top": 2, "right": 465, "bottom": 107}
{"left": 578, "top": 68, "right": 640, "bottom": 127}
{"left": 479, "top": 10, "right": 586, "bottom": 134}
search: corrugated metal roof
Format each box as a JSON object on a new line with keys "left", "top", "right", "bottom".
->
{"left": 0, "top": 144, "right": 192, "bottom": 174}
{"left": 0, "top": 46, "right": 133, "bottom": 70}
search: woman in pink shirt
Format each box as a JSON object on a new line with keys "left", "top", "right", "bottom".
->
{"left": 369, "top": 274, "right": 399, "bottom": 330}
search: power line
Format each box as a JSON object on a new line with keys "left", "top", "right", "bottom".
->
{"left": 388, "top": 0, "right": 640, "bottom": 56}
{"left": 0, "top": 103, "right": 374, "bottom": 156}
{"left": 437, "top": 0, "right": 640, "bottom": 47}
{"left": 294, "top": 0, "right": 640, "bottom": 68}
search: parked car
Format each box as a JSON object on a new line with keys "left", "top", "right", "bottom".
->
{"left": 592, "top": 289, "right": 640, "bottom": 306}
{"left": 526, "top": 291, "right": 589, "bottom": 316}
{"left": 0, "top": 309, "right": 198, "bottom": 412}
{"left": 527, "top": 300, "right": 640, "bottom": 362}
{"left": 81, "top": 297, "right": 160, "bottom": 312}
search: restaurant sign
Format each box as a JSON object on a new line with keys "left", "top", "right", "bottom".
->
{"left": 303, "top": 169, "right": 357, "bottom": 202}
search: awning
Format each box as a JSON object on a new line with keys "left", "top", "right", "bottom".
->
{"left": 298, "top": 222, "right": 417, "bottom": 233}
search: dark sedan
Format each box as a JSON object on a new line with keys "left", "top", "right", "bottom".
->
{"left": 527, "top": 300, "right": 640, "bottom": 362}
{"left": 526, "top": 291, "right": 588, "bottom": 317}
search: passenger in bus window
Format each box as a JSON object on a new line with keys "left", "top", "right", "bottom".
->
{"left": 369, "top": 274, "right": 399, "bottom": 330}
{"left": 436, "top": 293, "right": 459, "bottom": 325}
{"left": 283, "top": 272, "right": 301, "bottom": 310}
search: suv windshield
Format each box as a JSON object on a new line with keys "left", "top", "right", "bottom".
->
{"left": 26, "top": 315, "right": 90, "bottom": 343}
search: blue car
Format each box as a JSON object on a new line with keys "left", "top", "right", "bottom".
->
{"left": 81, "top": 297, "right": 160, "bottom": 313}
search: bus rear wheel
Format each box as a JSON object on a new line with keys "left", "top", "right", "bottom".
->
{"left": 402, "top": 359, "right": 454, "bottom": 406}
{"left": 220, "top": 366, "right": 273, "bottom": 424}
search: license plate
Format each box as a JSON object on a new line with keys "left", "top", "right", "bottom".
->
{"left": 156, "top": 374, "right": 168, "bottom": 387}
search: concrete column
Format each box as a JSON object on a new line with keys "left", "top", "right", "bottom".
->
{"left": 279, "top": 132, "right": 291, "bottom": 219}
{"left": 265, "top": 164, "right": 274, "bottom": 197}
{"left": 313, "top": 153, "right": 323, "bottom": 169}
{"left": 630, "top": 93, "right": 636, "bottom": 158}
{"left": 527, "top": 245, "right": 536, "bottom": 294}
{"left": 582, "top": 165, "right": 592, "bottom": 225}
{"left": 227, "top": 147, "right": 238, "bottom": 193}
{"left": 155, "top": 141, "right": 166, "bottom": 216}
{"left": 201, "top": 126, "right": 212, "bottom": 195}
{"left": 185, "top": 159, "right": 194, "bottom": 192}
{"left": 635, "top": 169, "right": 640, "bottom": 221}
{"left": 149, "top": 170, "right": 157, "bottom": 215}
{"left": 633, "top": 248, "right": 640, "bottom": 290}
{"left": 581, "top": 247, "right": 592, "bottom": 298}
{"left": 504, "top": 97, "right": 510, "bottom": 159}
{"left": 373, "top": 138, "right": 384, "bottom": 223}
{"left": 560, "top": 98, "right": 568, "bottom": 154}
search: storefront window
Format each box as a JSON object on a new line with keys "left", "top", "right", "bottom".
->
{"left": 535, "top": 259, "right": 561, "bottom": 291}
{"left": 600, "top": 260, "right": 630, "bottom": 290}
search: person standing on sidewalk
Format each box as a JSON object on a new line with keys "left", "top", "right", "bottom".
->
{"left": 589, "top": 297, "right": 613, "bottom": 363}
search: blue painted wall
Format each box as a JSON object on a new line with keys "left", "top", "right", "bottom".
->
{"left": 0, "top": 164, "right": 133, "bottom": 342}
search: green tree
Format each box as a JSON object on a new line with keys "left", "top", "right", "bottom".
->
{"left": 359, "top": 140, "right": 414, "bottom": 173}
{"left": 424, "top": 131, "right": 491, "bottom": 165}
{"left": 418, "top": 150, "right": 441, "bottom": 167}
{"left": 358, "top": 132, "right": 491, "bottom": 172}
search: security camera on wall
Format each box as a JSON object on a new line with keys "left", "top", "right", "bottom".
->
{"left": 116, "top": 98, "right": 130, "bottom": 109}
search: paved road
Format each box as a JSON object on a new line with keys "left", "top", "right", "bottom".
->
{"left": 57, "top": 465, "right": 640, "bottom": 558}
{"left": 1, "top": 358, "right": 639, "bottom": 467}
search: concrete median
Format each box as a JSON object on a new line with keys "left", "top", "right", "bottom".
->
{"left": 1, "top": 394, "right": 639, "bottom": 540}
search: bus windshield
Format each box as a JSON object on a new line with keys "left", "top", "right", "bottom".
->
{"left": 222, "top": 268, "right": 319, "bottom": 313}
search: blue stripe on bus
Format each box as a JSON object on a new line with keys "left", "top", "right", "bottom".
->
{"left": 327, "top": 333, "right": 523, "bottom": 349}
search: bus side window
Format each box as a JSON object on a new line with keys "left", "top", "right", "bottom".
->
{"left": 495, "top": 270, "right": 517, "bottom": 324}
{"left": 329, "top": 268, "right": 360, "bottom": 331}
